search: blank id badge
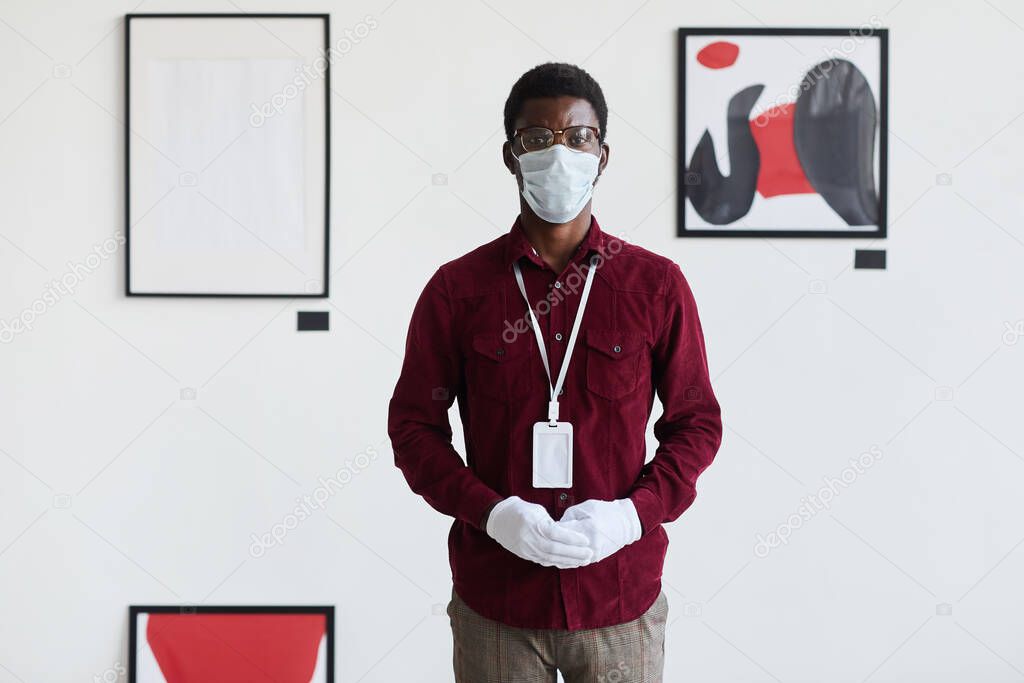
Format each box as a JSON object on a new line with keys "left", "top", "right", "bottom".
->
{"left": 532, "top": 421, "right": 573, "bottom": 488}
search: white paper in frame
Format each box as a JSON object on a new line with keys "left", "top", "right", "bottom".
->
{"left": 126, "top": 14, "right": 329, "bottom": 296}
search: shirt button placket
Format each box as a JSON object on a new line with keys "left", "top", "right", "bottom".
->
{"left": 552, "top": 268, "right": 579, "bottom": 630}
{"left": 551, "top": 277, "right": 567, "bottom": 400}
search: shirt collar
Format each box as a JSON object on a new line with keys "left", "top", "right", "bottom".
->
{"left": 503, "top": 214, "right": 606, "bottom": 271}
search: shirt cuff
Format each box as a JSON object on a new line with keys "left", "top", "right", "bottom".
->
{"left": 628, "top": 488, "right": 663, "bottom": 537}
{"left": 478, "top": 497, "right": 504, "bottom": 531}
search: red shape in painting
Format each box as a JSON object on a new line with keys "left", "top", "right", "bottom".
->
{"left": 147, "top": 613, "right": 324, "bottom": 682}
{"left": 749, "top": 103, "right": 816, "bottom": 197}
{"left": 696, "top": 41, "right": 740, "bottom": 69}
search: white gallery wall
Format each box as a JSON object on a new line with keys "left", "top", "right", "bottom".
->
{"left": 2, "top": 0, "right": 1023, "bottom": 680}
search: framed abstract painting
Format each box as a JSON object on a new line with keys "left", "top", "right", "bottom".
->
{"left": 125, "top": 14, "right": 331, "bottom": 296}
{"left": 129, "top": 605, "right": 334, "bottom": 682}
{"left": 678, "top": 27, "right": 888, "bottom": 238}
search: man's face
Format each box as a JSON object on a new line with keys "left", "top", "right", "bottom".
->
{"left": 503, "top": 96, "right": 610, "bottom": 191}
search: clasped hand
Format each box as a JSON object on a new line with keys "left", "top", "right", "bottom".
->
{"left": 485, "top": 496, "right": 642, "bottom": 569}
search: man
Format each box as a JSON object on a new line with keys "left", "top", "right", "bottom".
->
{"left": 388, "top": 62, "right": 722, "bottom": 682}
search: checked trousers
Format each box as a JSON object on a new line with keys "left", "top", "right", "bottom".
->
{"left": 447, "top": 588, "right": 668, "bottom": 682}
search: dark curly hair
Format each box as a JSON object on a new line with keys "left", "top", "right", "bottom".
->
{"left": 503, "top": 62, "right": 608, "bottom": 142}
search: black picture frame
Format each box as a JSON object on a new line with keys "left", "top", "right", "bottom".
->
{"left": 125, "top": 13, "right": 331, "bottom": 297}
{"left": 677, "top": 27, "right": 889, "bottom": 238}
{"left": 128, "top": 604, "right": 335, "bottom": 682}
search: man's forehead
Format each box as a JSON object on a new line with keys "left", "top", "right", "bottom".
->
{"left": 515, "top": 97, "right": 598, "bottom": 127}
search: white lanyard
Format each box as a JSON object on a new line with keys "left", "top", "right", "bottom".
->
{"left": 513, "top": 256, "right": 598, "bottom": 425}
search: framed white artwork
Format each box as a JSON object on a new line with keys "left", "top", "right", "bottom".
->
{"left": 125, "top": 14, "right": 330, "bottom": 296}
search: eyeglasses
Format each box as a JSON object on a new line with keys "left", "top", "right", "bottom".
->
{"left": 513, "top": 125, "right": 601, "bottom": 153}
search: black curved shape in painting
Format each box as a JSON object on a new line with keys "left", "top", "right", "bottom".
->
{"left": 794, "top": 59, "right": 879, "bottom": 226}
{"left": 687, "top": 84, "right": 764, "bottom": 225}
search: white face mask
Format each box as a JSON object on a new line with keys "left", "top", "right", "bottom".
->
{"left": 514, "top": 144, "right": 600, "bottom": 224}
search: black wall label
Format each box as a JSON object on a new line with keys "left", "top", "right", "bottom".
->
{"left": 297, "top": 311, "right": 329, "bottom": 331}
{"left": 854, "top": 249, "right": 886, "bottom": 270}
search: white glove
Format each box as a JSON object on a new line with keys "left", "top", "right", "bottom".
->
{"left": 486, "top": 496, "right": 594, "bottom": 569}
{"left": 559, "top": 499, "right": 642, "bottom": 564}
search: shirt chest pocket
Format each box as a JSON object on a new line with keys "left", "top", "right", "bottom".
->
{"left": 584, "top": 329, "right": 645, "bottom": 401}
{"left": 467, "top": 331, "right": 535, "bottom": 403}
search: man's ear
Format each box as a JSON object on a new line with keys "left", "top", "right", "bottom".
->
{"left": 595, "top": 142, "right": 610, "bottom": 184}
{"left": 502, "top": 141, "right": 516, "bottom": 175}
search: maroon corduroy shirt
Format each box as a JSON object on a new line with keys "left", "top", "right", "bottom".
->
{"left": 388, "top": 215, "right": 722, "bottom": 630}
